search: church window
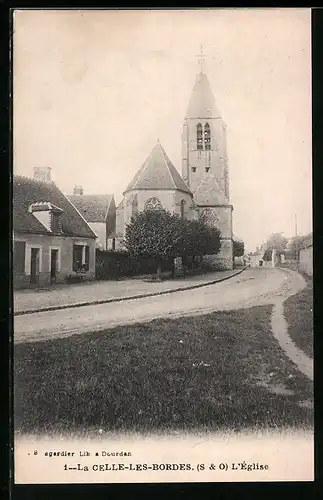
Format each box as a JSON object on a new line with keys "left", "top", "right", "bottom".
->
{"left": 132, "top": 194, "right": 138, "bottom": 216}
{"left": 204, "top": 123, "right": 211, "bottom": 150}
{"left": 192, "top": 167, "right": 196, "bottom": 173}
{"left": 197, "top": 123, "right": 203, "bottom": 150}
{"left": 180, "top": 200, "right": 186, "bottom": 219}
{"left": 200, "top": 208, "right": 219, "bottom": 227}
{"left": 144, "top": 197, "right": 163, "bottom": 211}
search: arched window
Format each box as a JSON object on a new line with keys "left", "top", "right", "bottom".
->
{"left": 180, "top": 200, "right": 186, "bottom": 219}
{"left": 144, "top": 197, "right": 163, "bottom": 211}
{"left": 204, "top": 123, "right": 211, "bottom": 150}
{"left": 132, "top": 194, "right": 138, "bottom": 216}
{"left": 197, "top": 123, "right": 203, "bottom": 151}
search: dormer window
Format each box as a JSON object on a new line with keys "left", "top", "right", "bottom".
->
{"left": 29, "top": 202, "right": 63, "bottom": 234}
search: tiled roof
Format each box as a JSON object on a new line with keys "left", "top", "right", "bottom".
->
{"left": 13, "top": 175, "right": 96, "bottom": 238}
{"left": 124, "top": 142, "right": 192, "bottom": 195}
{"left": 185, "top": 72, "right": 221, "bottom": 119}
{"left": 194, "top": 173, "right": 230, "bottom": 206}
{"left": 67, "top": 194, "right": 114, "bottom": 223}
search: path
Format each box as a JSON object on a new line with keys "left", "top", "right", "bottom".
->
{"left": 14, "top": 267, "right": 301, "bottom": 345}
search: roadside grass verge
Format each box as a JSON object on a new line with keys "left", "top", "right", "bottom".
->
{"left": 14, "top": 305, "right": 313, "bottom": 436}
{"left": 283, "top": 275, "right": 313, "bottom": 358}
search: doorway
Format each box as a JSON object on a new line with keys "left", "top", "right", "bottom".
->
{"left": 50, "top": 249, "right": 58, "bottom": 283}
{"left": 30, "top": 247, "right": 40, "bottom": 285}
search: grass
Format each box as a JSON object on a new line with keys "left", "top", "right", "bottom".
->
{"left": 14, "top": 305, "right": 313, "bottom": 436}
{"left": 284, "top": 275, "right": 313, "bottom": 358}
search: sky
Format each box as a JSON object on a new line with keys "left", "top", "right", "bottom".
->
{"left": 13, "top": 9, "right": 312, "bottom": 252}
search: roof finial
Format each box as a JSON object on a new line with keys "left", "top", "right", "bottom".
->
{"left": 197, "top": 44, "right": 205, "bottom": 74}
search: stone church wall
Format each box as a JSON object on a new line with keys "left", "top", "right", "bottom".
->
{"left": 202, "top": 238, "right": 234, "bottom": 271}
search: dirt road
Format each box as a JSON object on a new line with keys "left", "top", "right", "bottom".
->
{"left": 14, "top": 268, "right": 306, "bottom": 345}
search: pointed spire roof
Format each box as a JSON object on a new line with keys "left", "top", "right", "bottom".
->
{"left": 124, "top": 142, "right": 192, "bottom": 195}
{"left": 185, "top": 72, "right": 221, "bottom": 119}
{"left": 194, "top": 172, "right": 230, "bottom": 206}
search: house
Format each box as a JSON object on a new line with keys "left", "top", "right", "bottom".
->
{"left": 67, "top": 187, "right": 116, "bottom": 250}
{"left": 299, "top": 233, "right": 313, "bottom": 276}
{"left": 13, "top": 167, "right": 97, "bottom": 289}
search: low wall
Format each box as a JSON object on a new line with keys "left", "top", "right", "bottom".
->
{"left": 299, "top": 245, "right": 313, "bottom": 276}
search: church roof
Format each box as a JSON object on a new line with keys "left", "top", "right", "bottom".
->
{"left": 194, "top": 173, "right": 230, "bottom": 206}
{"left": 185, "top": 72, "right": 221, "bottom": 119}
{"left": 124, "top": 142, "right": 192, "bottom": 195}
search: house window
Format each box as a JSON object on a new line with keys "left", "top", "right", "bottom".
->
{"left": 204, "top": 123, "right": 211, "bottom": 150}
{"left": 144, "top": 197, "right": 163, "bottom": 211}
{"left": 13, "top": 241, "right": 26, "bottom": 273}
{"left": 73, "top": 244, "right": 90, "bottom": 272}
{"left": 205, "top": 167, "right": 210, "bottom": 173}
{"left": 197, "top": 123, "right": 203, "bottom": 150}
{"left": 192, "top": 167, "right": 196, "bottom": 173}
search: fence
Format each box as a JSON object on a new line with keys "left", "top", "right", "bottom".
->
{"left": 95, "top": 250, "right": 174, "bottom": 280}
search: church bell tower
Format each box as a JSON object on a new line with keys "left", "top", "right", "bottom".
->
{"left": 182, "top": 47, "right": 234, "bottom": 270}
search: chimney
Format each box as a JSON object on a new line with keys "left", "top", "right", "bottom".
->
{"left": 33, "top": 166, "right": 52, "bottom": 183}
{"left": 73, "top": 185, "right": 84, "bottom": 195}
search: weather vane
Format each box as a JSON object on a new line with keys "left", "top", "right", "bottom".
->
{"left": 197, "top": 44, "right": 206, "bottom": 74}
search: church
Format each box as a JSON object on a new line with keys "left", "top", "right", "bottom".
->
{"left": 115, "top": 62, "right": 234, "bottom": 270}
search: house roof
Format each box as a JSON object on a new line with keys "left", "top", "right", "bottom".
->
{"left": 185, "top": 72, "right": 221, "bottom": 120}
{"left": 124, "top": 142, "right": 192, "bottom": 195}
{"left": 300, "top": 233, "right": 313, "bottom": 249}
{"left": 13, "top": 175, "right": 96, "bottom": 238}
{"left": 67, "top": 194, "right": 114, "bottom": 223}
{"left": 194, "top": 173, "right": 230, "bottom": 206}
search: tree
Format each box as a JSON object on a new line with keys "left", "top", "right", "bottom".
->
{"left": 233, "top": 239, "right": 245, "bottom": 258}
{"left": 286, "top": 234, "right": 311, "bottom": 259}
{"left": 124, "top": 209, "right": 222, "bottom": 280}
{"left": 264, "top": 232, "right": 288, "bottom": 253}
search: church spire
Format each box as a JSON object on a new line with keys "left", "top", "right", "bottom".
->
{"left": 197, "top": 44, "right": 205, "bottom": 74}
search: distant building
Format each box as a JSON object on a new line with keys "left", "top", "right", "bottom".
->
{"left": 13, "top": 167, "right": 97, "bottom": 289}
{"left": 299, "top": 233, "right": 313, "bottom": 276}
{"left": 68, "top": 187, "right": 116, "bottom": 250}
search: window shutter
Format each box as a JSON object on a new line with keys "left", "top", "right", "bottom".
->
{"left": 73, "top": 246, "right": 78, "bottom": 272}
{"left": 14, "top": 241, "right": 26, "bottom": 273}
{"left": 85, "top": 246, "right": 90, "bottom": 271}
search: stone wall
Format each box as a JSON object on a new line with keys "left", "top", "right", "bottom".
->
{"left": 201, "top": 238, "right": 233, "bottom": 271}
